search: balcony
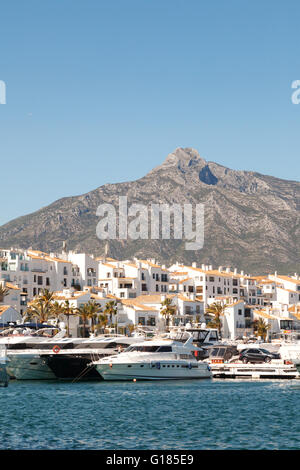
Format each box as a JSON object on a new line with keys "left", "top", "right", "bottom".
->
{"left": 87, "top": 271, "right": 96, "bottom": 277}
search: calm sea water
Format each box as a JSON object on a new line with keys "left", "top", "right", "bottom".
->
{"left": 0, "top": 378, "right": 299, "bottom": 450}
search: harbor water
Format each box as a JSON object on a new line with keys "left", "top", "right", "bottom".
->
{"left": 0, "top": 379, "right": 299, "bottom": 450}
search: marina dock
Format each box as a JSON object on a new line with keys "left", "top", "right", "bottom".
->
{"left": 210, "top": 360, "right": 299, "bottom": 379}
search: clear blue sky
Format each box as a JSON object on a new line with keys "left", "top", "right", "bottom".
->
{"left": 1, "top": 0, "right": 300, "bottom": 225}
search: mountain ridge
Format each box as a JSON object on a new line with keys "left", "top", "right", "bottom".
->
{"left": 0, "top": 147, "right": 299, "bottom": 275}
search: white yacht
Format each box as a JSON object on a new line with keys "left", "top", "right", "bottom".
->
{"left": 92, "top": 334, "right": 212, "bottom": 381}
{"left": 6, "top": 337, "right": 78, "bottom": 380}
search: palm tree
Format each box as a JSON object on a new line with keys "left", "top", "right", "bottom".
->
{"left": 95, "top": 313, "right": 108, "bottom": 335}
{"left": 76, "top": 303, "right": 90, "bottom": 338}
{"left": 23, "top": 289, "right": 56, "bottom": 325}
{"left": 62, "top": 300, "right": 76, "bottom": 338}
{"left": 24, "top": 298, "right": 51, "bottom": 324}
{"left": 160, "top": 297, "right": 176, "bottom": 328}
{"left": 205, "top": 302, "right": 226, "bottom": 337}
{"left": 253, "top": 318, "right": 270, "bottom": 341}
{"left": 86, "top": 300, "right": 102, "bottom": 334}
{"left": 50, "top": 301, "right": 65, "bottom": 326}
{"left": 39, "top": 288, "right": 54, "bottom": 304}
{"left": 0, "top": 285, "right": 10, "bottom": 303}
{"left": 104, "top": 300, "right": 117, "bottom": 328}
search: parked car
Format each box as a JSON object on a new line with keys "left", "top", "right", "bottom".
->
{"left": 239, "top": 348, "right": 280, "bottom": 364}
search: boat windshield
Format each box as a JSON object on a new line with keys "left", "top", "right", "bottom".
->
{"left": 208, "top": 346, "right": 238, "bottom": 360}
{"left": 210, "top": 348, "right": 226, "bottom": 358}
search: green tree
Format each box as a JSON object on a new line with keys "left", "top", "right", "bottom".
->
{"left": 86, "top": 300, "right": 103, "bottom": 334}
{"left": 160, "top": 297, "right": 177, "bottom": 328}
{"left": 62, "top": 300, "right": 76, "bottom": 338}
{"left": 205, "top": 302, "right": 226, "bottom": 336}
{"left": 75, "top": 303, "right": 90, "bottom": 338}
{"left": 104, "top": 300, "right": 117, "bottom": 327}
{"left": 253, "top": 318, "right": 270, "bottom": 341}
{"left": 24, "top": 299, "right": 52, "bottom": 324}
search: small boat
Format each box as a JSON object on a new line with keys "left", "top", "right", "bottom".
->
{"left": 92, "top": 333, "right": 212, "bottom": 381}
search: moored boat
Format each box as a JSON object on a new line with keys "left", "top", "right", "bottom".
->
{"left": 41, "top": 335, "right": 146, "bottom": 381}
{"left": 92, "top": 334, "right": 212, "bottom": 381}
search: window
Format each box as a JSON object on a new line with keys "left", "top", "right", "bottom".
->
{"left": 37, "top": 276, "right": 43, "bottom": 285}
{"left": 157, "top": 346, "right": 172, "bottom": 352}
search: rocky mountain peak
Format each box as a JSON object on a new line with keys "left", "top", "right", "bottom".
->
{"left": 0, "top": 147, "right": 299, "bottom": 274}
{"left": 146, "top": 147, "right": 207, "bottom": 177}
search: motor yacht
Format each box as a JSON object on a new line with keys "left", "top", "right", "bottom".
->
{"left": 168, "top": 326, "right": 220, "bottom": 359}
{"left": 92, "top": 334, "right": 212, "bottom": 381}
{"left": 41, "top": 335, "right": 146, "bottom": 381}
{"left": 6, "top": 334, "right": 144, "bottom": 380}
{"left": 6, "top": 336, "right": 83, "bottom": 380}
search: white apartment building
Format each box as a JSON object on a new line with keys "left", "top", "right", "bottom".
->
{"left": 0, "top": 249, "right": 81, "bottom": 314}
{"left": 168, "top": 263, "right": 264, "bottom": 307}
{"left": 67, "top": 252, "right": 98, "bottom": 288}
{"left": 1, "top": 247, "right": 299, "bottom": 340}
{"left": 98, "top": 258, "right": 169, "bottom": 298}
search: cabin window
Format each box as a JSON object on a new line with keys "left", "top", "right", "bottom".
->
{"left": 157, "top": 346, "right": 172, "bottom": 352}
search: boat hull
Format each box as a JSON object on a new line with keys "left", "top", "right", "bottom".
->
{"left": 96, "top": 361, "right": 212, "bottom": 381}
{"left": 44, "top": 354, "right": 102, "bottom": 380}
{"left": 6, "top": 354, "right": 56, "bottom": 380}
